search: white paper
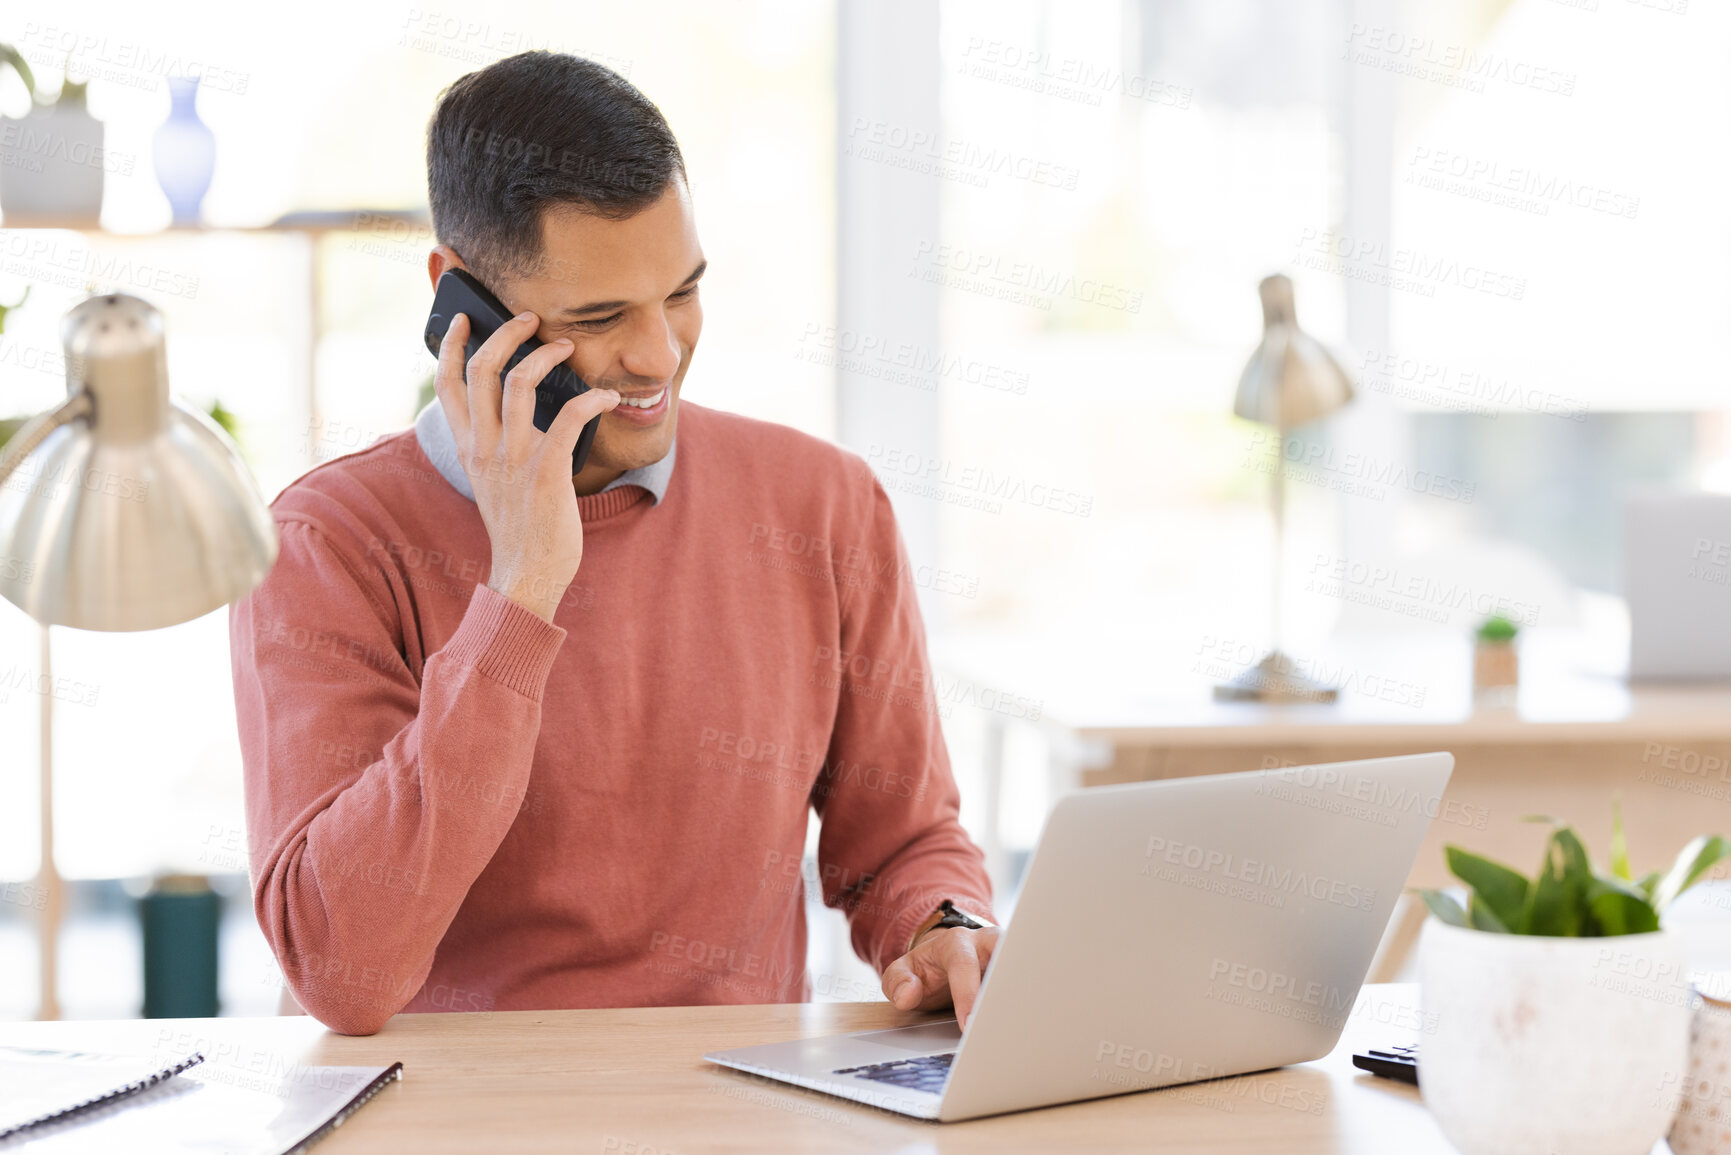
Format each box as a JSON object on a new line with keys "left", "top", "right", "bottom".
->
{"left": 0, "top": 1047, "right": 202, "bottom": 1137}
{"left": 1, "top": 1052, "right": 399, "bottom": 1153}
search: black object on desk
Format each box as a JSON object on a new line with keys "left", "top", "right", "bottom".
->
{"left": 1351, "top": 1043, "right": 1420, "bottom": 1085}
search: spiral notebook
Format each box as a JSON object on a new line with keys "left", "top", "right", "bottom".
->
{"left": 0, "top": 1047, "right": 206, "bottom": 1138}
{"left": 0, "top": 1046, "right": 402, "bottom": 1152}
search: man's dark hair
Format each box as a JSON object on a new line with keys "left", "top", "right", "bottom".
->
{"left": 427, "top": 51, "right": 686, "bottom": 286}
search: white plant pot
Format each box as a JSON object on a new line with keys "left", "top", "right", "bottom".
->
{"left": 0, "top": 104, "right": 106, "bottom": 222}
{"left": 1419, "top": 919, "right": 1692, "bottom": 1155}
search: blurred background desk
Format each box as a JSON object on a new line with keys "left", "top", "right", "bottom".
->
{"left": 938, "top": 628, "right": 1731, "bottom": 909}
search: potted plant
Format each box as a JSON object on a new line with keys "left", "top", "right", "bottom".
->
{"left": 0, "top": 47, "right": 107, "bottom": 222}
{"left": 1413, "top": 810, "right": 1730, "bottom": 1155}
{"left": 1473, "top": 614, "right": 1519, "bottom": 701}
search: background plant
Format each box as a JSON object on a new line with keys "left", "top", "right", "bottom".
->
{"left": 1416, "top": 806, "right": 1730, "bottom": 936}
{"left": 1477, "top": 614, "right": 1519, "bottom": 643}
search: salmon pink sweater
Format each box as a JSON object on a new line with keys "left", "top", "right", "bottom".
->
{"left": 228, "top": 401, "right": 994, "bottom": 1035}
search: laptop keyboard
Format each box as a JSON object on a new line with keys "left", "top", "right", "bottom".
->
{"left": 832, "top": 1052, "right": 955, "bottom": 1093}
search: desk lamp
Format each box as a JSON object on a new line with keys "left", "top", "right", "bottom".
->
{"left": 0, "top": 292, "right": 278, "bottom": 1017}
{"left": 1214, "top": 274, "right": 1354, "bottom": 702}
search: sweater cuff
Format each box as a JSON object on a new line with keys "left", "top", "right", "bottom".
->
{"left": 439, "top": 583, "right": 568, "bottom": 700}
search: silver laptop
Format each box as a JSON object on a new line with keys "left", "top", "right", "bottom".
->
{"left": 705, "top": 752, "right": 1454, "bottom": 1122}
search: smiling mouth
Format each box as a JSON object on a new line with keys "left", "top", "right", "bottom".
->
{"left": 615, "top": 387, "right": 667, "bottom": 410}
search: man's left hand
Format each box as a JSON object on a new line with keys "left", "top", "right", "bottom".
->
{"left": 881, "top": 926, "right": 1002, "bottom": 1031}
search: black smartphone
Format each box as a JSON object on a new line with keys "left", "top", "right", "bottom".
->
{"left": 423, "top": 268, "right": 600, "bottom": 474}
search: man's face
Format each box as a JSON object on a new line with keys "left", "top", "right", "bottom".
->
{"left": 488, "top": 181, "right": 704, "bottom": 486}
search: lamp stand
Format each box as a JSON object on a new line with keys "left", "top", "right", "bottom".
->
{"left": 35, "top": 623, "right": 62, "bottom": 1019}
{"left": 1214, "top": 426, "right": 1339, "bottom": 703}
{"left": 0, "top": 399, "right": 83, "bottom": 1022}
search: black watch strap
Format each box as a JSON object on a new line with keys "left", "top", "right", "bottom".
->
{"left": 933, "top": 899, "right": 994, "bottom": 931}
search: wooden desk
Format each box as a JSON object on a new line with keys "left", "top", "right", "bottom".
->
{"left": 0, "top": 985, "right": 1481, "bottom": 1153}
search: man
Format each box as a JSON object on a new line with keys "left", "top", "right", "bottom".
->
{"left": 229, "top": 51, "right": 997, "bottom": 1036}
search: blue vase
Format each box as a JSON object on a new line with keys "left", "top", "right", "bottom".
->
{"left": 153, "top": 77, "right": 215, "bottom": 225}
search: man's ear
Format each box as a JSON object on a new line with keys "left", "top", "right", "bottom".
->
{"left": 427, "top": 244, "right": 468, "bottom": 291}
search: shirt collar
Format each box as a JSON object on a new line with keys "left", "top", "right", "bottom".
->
{"left": 413, "top": 398, "right": 675, "bottom": 504}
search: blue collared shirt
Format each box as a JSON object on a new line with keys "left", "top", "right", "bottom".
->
{"left": 413, "top": 398, "right": 674, "bottom": 504}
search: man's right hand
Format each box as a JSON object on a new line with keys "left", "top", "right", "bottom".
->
{"left": 433, "top": 310, "right": 620, "bottom": 623}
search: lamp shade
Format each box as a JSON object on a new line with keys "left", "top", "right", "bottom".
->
{"left": 1232, "top": 274, "right": 1353, "bottom": 429}
{"left": 0, "top": 293, "right": 277, "bottom": 631}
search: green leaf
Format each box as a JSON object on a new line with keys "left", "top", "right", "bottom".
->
{"left": 1445, "top": 846, "right": 1530, "bottom": 931}
{"left": 0, "top": 284, "right": 28, "bottom": 337}
{"left": 1587, "top": 876, "right": 1661, "bottom": 936}
{"left": 1477, "top": 615, "right": 1518, "bottom": 642}
{"left": 1467, "top": 894, "right": 1511, "bottom": 933}
{"left": 1610, "top": 798, "right": 1631, "bottom": 882}
{"left": 0, "top": 45, "right": 37, "bottom": 104}
{"left": 1522, "top": 826, "right": 1593, "bottom": 937}
{"left": 1653, "top": 835, "right": 1731, "bottom": 911}
{"left": 207, "top": 400, "right": 240, "bottom": 441}
{"left": 1412, "top": 889, "right": 1468, "bottom": 927}
{"left": 1637, "top": 870, "right": 1663, "bottom": 904}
